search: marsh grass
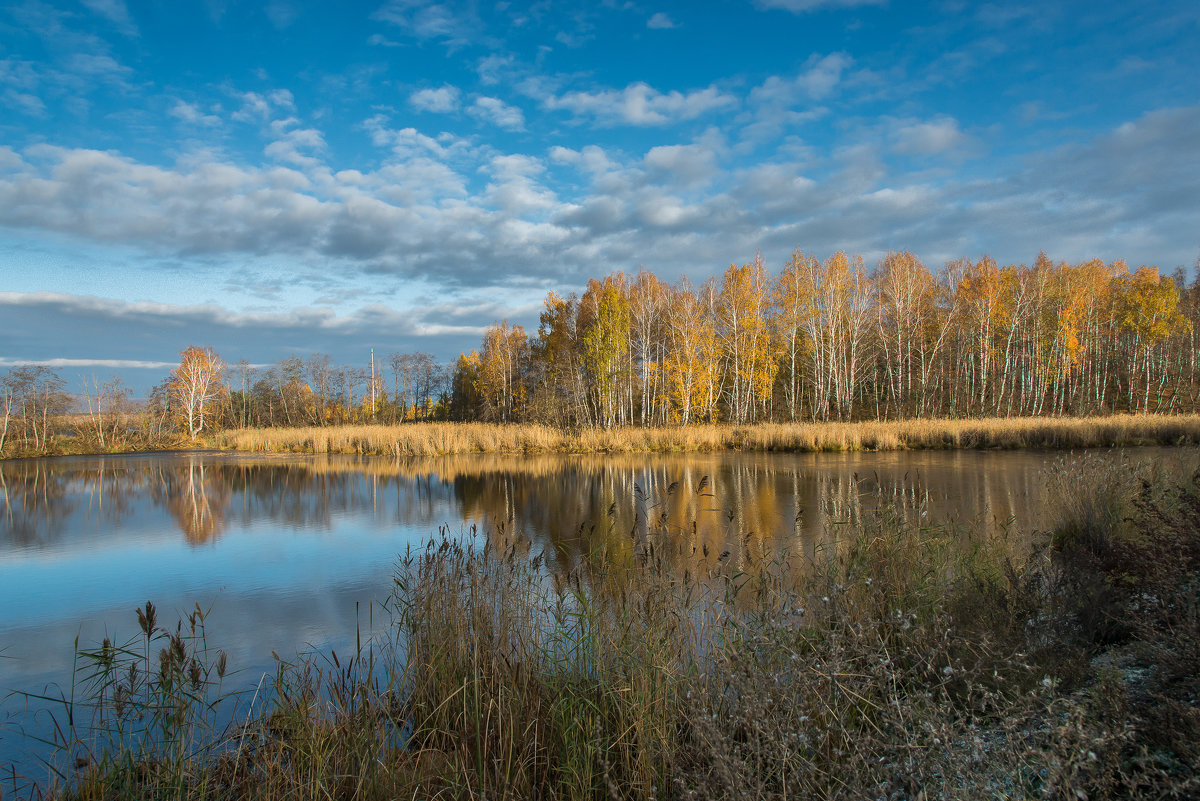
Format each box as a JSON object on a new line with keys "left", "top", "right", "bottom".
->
{"left": 215, "top": 414, "right": 1200, "bottom": 457}
{"left": 11, "top": 456, "right": 1200, "bottom": 800}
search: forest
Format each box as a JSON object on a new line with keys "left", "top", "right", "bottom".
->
{"left": 458, "top": 250, "right": 1199, "bottom": 426}
{"left": 2, "top": 249, "right": 1199, "bottom": 457}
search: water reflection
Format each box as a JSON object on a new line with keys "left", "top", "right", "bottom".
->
{"left": 0, "top": 449, "right": 1133, "bottom": 556}
{"left": 0, "top": 447, "right": 1181, "bottom": 779}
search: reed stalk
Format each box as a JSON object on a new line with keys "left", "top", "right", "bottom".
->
{"left": 214, "top": 414, "right": 1200, "bottom": 457}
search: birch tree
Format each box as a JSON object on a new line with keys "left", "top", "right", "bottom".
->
{"left": 168, "top": 346, "right": 228, "bottom": 440}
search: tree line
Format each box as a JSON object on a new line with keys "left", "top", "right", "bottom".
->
{"left": 0, "top": 348, "right": 455, "bottom": 457}
{"left": 452, "top": 250, "right": 1200, "bottom": 426}
{"left": 3, "top": 248, "right": 1198, "bottom": 457}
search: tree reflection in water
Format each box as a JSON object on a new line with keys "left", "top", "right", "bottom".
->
{"left": 0, "top": 447, "right": 1182, "bottom": 784}
{"left": 0, "top": 449, "right": 1145, "bottom": 560}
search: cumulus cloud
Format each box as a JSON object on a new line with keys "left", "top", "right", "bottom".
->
{"left": 264, "top": 125, "right": 328, "bottom": 168}
{"left": 231, "top": 90, "right": 276, "bottom": 122}
{"left": 647, "top": 12, "right": 677, "bottom": 29}
{"left": 1, "top": 100, "right": 1197, "bottom": 347}
{"left": 468, "top": 96, "right": 525, "bottom": 130}
{"left": 409, "top": 85, "right": 461, "bottom": 113}
{"left": 168, "top": 100, "right": 222, "bottom": 127}
{"left": 543, "top": 82, "right": 737, "bottom": 126}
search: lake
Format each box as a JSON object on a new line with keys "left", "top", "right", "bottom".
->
{"left": 0, "top": 446, "right": 1180, "bottom": 781}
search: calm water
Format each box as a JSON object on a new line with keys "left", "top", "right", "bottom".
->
{"left": 0, "top": 447, "right": 1181, "bottom": 778}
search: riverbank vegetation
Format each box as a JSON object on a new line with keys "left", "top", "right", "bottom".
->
{"left": 12, "top": 454, "right": 1200, "bottom": 799}
{"left": 217, "top": 414, "right": 1200, "bottom": 456}
{"left": 5, "top": 249, "right": 1200, "bottom": 460}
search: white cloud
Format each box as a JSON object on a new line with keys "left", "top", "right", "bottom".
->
{"left": 231, "top": 91, "right": 272, "bottom": 122}
{"left": 264, "top": 126, "right": 328, "bottom": 168}
{"left": 410, "top": 85, "right": 461, "bottom": 113}
{"left": 0, "top": 292, "right": 491, "bottom": 366}
{"left": 168, "top": 100, "right": 222, "bottom": 127}
{"left": 544, "top": 82, "right": 736, "bottom": 126}
{"left": 483, "top": 154, "right": 557, "bottom": 213}
{"left": 647, "top": 12, "right": 677, "bottom": 29}
{"left": 892, "top": 117, "right": 968, "bottom": 155}
{"left": 2, "top": 102, "right": 1197, "bottom": 319}
{"left": 371, "top": 0, "right": 481, "bottom": 44}
{"left": 64, "top": 53, "right": 132, "bottom": 87}
{"left": 269, "top": 89, "right": 296, "bottom": 111}
{"left": 4, "top": 90, "right": 46, "bottom": 117}
{"left": 0, "top": 357, "right": 177, "bottom": 369}
{"left": 476, "top": 53, "right": 515, "bottom": 85}
{"left": 755, "top": 0, "right": 886, "bottom": 12}
{"left": 750, "top": 53, "right": 853, "bottom": 105}
{"left": 644, "top": 143, "right": 718, "bottom": 185}
{"left": 548, "top": 145, "right": 579, "bottom": 165}
{"left": 367, "top": 33, "right": 401, "bottom": 46}
{"left": 468, "top": 96, "right": 525, "bottom": 130}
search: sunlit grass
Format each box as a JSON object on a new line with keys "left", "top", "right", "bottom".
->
{"left": 214, "top": 413, "right": 1200, "bottom": 456}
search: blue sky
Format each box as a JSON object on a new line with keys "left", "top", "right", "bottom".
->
{"left": 1, "top": 0, "right": 1198, "bottom": 389}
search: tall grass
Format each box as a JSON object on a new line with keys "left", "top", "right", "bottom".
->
{"left": 13, "top": 455, "right": 1200, "bottom": 799}
{"left": 214, "top": 414, "right": 1200, "bottom": 456}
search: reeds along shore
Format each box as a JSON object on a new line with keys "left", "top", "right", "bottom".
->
{"left": 215, "top": 413, "right": 1200, "bottom": 456}
{"left": 18, "top": 454, "right": 1200, "bottom": 800}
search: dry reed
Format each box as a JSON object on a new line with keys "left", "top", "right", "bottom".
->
{"left": 214, "top": 413, "right": 1200, "bottom": 457}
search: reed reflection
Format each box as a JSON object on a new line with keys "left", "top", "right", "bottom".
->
{"left": 0, "top": 449, "right": 1077, "bottom": 556}
{"left": 441, "top": 451, "right": 1049, "bottom": 574}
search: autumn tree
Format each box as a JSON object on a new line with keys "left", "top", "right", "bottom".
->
{"left": 1116, "top": 266, "right": 1188, "bottom": 412}
{"left": 717, "top": 256, "right": 776, "bottom": 423}
{"left": 662, "top": 278, "right": 720, "bottom": 424}
{"left": 0, "top": 373, "right": 14, "bottom": 455}
{"left": 629, "top": 270, "right": 669, "bottom": 425}
{"left": 529, "top": 292, "right": 586, "bottom": 426}
{"left": 168, "top": 346, "right": 228, "bottom": 440}
{"left": 450, "top": 350, "right": 483, "bottom": 421}
{"left": 875, "top": 251, "right": 940, "bottom": 417}
{"left": 477, "top": 322, "right": 529, "bottom": 422}
{"left": 774, "top": 250, "right": 817, "bottom": 421}
{"left": 578, "top": 276, "right": 632, "bottom": 428}
{"left": 460, "top": 247, "right": 1199, "bottom": 427}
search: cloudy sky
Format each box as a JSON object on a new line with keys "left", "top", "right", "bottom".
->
{"left": 1, "top": 0, "right": 1198, "bottom": 389}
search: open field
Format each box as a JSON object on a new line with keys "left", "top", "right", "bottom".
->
{"left": 11, "top": 452, "right": 1199, "bottom": 800}
{"left": 215, "top": 413, "right": 1200, "bottom": 456}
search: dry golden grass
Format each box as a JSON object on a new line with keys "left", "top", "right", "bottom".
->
{"left": 214, "top": 414, "right": 1200, "bottom": 457}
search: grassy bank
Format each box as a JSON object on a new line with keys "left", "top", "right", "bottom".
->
{"left": 12, "top": 452, "right": 1200, "bottom": 799}
{"left": 213, "top": 413, "right": 1200, "bottom": 456}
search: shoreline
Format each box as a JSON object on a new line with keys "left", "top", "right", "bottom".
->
{"left": 216, "top": 413, "right": 1200, "bottom": 457}
{"left": 4, "top": 414, "right": 1200, "bottom": 461}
